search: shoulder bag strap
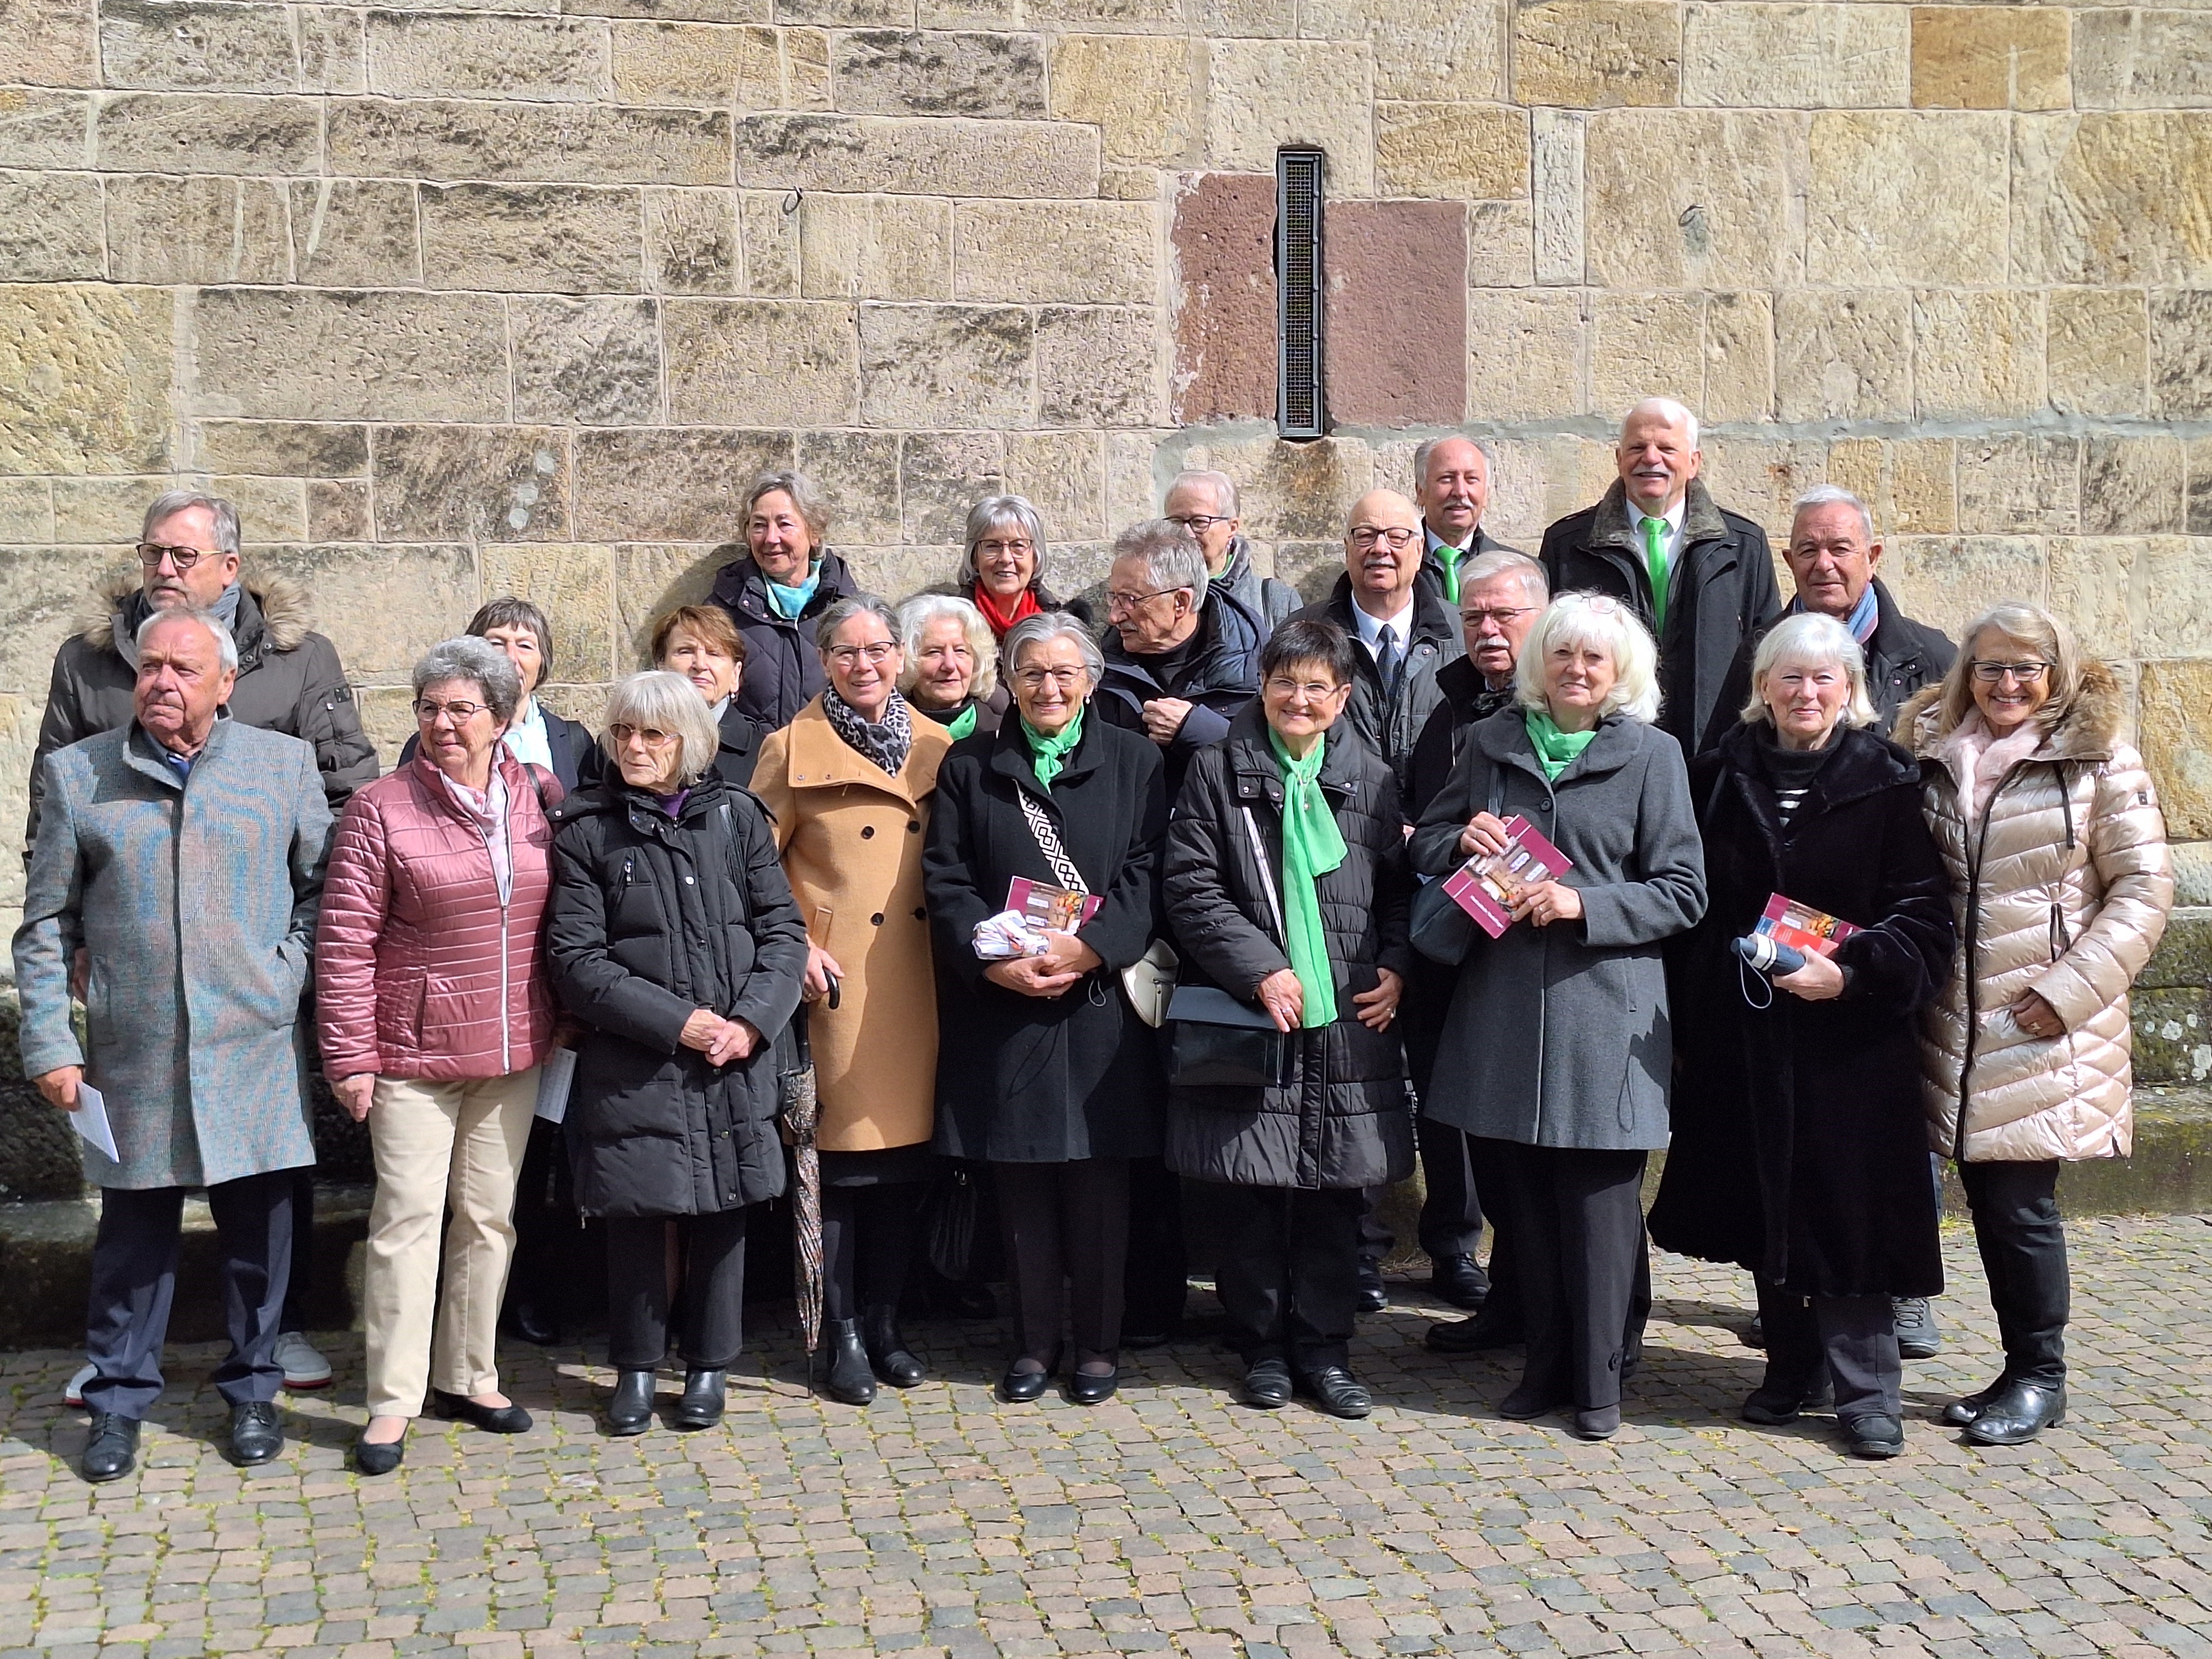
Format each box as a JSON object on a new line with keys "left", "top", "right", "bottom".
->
{"left": 1239, "top": 805, "right": 1287, "bottom": 944}
{"left": 1018, "top": 788, "right": 1089, "bottom": 896}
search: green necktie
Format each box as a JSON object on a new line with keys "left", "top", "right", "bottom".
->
{"left": 1433, "top": 541, "right": 1462, "bottom": 605}
{"left": 1642, "top": 516, "right": 1669, "bottom": 633}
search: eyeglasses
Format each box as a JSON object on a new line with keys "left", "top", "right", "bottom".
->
{"left": 1348, "top": 526, "right": 1418, "bottom": 550}
{"left": 1265, "top": 676, "right": 1343, "bottom": 700}
{"left": 1104, "top": 587, "right": 1184, "bottom": 615}
{"left": 1166, "top": 513, "right": 1229, "bottom": 533}
{"left": 138, "top": 542, "right": 222, "bottom": 570}
{"left": 1462, "top": 606, "right": 1537, "bottom": 628}
{"left": 825, "top": 642, "right": 898, "bottom": 669}
{"left": 1971, "top": 660, "right": 2050, "bottom": 684}
{"left": 608, "top": 722, "right": 678, "bottom": 748}
{"left": 1014, "top": 667, "right": 1086, "bottom": 691}
{"left": 414, "top": 698, "right": 490, "bottom": 723}
{"left": 974, "top": 539, "right": 1035, "bottom": 559}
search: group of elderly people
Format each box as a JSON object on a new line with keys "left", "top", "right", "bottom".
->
{"left": 15, "top": 394, "right": 2174, "bottom": 1483}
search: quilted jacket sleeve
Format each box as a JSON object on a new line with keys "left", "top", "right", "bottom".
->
{"left": 2032, "top": 744, "right": 2173, "bottom": 1032}
{"left": 315, "top": 787, "right": 394, "bottom": 1079}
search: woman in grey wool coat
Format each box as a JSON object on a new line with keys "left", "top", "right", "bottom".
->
{"left": 1411, "top": 593, "right": 1706, "bottom": 1442}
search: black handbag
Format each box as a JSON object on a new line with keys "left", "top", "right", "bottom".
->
{"left": 1409, "top": 762, "right": 1509, "bottom": 966}
{"left": 1167, "top": 985, "right": 1294, "bottom": 1089}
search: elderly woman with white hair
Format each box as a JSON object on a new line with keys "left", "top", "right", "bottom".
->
{"left": 955, "top": 494, "right": 1095, "bottom": 639}
{"left": 1650, "top": 613, "right": 1956, "bottom": 1460}
{"left": 897, "top": 591, "right": 1006, "bottom": 741}
{"left": 547, "top": 671, "right": 809, "bottom": 1437}
{"left": 1411, "top": 592, "right": 1706, "bottom": 1440}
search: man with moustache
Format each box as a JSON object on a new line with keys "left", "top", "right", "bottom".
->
{"left": 1540, "top": 398, "right": 1780, "bottom": 754}
{"left": 1412, "top": 436, "right": 1523, "bottom": 607}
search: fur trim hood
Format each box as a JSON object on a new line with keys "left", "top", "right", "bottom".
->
{"left": 1894, "top": 659, "right": 2126, "bottom": 768}
{"left": 80, "top": 570, "right": 319, "bottom": 657}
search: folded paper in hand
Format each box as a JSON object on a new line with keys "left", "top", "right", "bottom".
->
{"left": 1441, "top": 816, "right": 1576, "bottom": 939}
{"left": 534, "top": 1047, "right": 578, "bottom": 1124}
{"left": 71, "top": 1082, "right": 120, "bottom": 1162}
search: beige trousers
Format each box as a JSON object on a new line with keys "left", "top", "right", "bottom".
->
{"left": 363, "top": 1068, "right": 540, "bottom": 1419}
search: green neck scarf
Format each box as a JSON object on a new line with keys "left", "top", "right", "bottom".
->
{"left": 1525, "top": 708, "right": 1598, "bottom": 781}
{"left": 1021, "top": 706, "right": 1084, "bottom": 792}
{"left": 945, "top": 701, "right": 979, "bottom": 741}
{"left": 1268, "top": 729, "right": 1349, "bottom": 1029}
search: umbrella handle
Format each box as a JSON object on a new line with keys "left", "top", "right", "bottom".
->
{"left": 825, "top": 972, "right": 841, "bottom": 1011}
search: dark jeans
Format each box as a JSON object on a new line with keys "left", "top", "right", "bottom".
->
{"left": 1211, "top": 1183, "right": 1364, "bottom": 1371}
{"left": 85, "top": 1169, "right": 295, "bottom": 1420}
{"left": 279, "top": 1167, "right": 315, "bottom": 1333}
{"left": 1484, "top": 1139, "right": 1648, "bottom": 1411}
{"left": 1122, "top": 1156, "right": 1188, "bottom": 1337}
{"left": 1756, "top": 1285, "right": 1902, "bottom": 1425}
{"left": 605, "top": 1208, "right": 749, "bottom": 1371}
{"left": 822, "top": 1180, "right": 927, "bottom": 1322}
{"left": 996, "top": 1158, "right": 1129, "bottom": 1365}
{"left": 1960, "top": 1159, "right": 2067, "bottom": 1386}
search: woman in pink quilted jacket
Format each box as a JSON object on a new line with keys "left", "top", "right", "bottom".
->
{"left": 317, "top": 636, "right": 563, "bottom": 1475}
{"left": 1898, "top": 601, "right": 2172, "bottom": 1448}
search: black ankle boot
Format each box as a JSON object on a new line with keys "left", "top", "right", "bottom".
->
{"left": 863, "top": 1304, "right": 925, "bottom": 1387}
{"left": 672, "top": 1369, "right": 726, "bottom": 1430}
{"left": 606, "top": 1368, "right": 655, "bottom": 1436}
{"left": 824, "top": 1319, "right": 876, "bottom": 1405}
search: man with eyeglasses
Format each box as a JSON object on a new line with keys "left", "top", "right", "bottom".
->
{"left": 1539, "top": 397, "right": 1780, "bottom": 754}
{"left": 1162, "top": 470, "right": 1299, "bottom": 635}
{"left": 30, "top": 490, "right": 375, "bottom": 1404}
{"left": 1412, "top": 436, "right": 1523, "bottom": 607}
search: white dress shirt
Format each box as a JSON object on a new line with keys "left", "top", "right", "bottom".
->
{"left": 1349, "top": 590, "right": 1416, "bottom": 665}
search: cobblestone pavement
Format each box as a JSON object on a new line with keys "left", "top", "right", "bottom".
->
{"left": 2, "top": 1216, "right": 2208, "bottom": 1659}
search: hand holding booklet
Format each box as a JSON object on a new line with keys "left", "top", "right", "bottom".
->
{"left": 1441, "top": 816, "right": 1576, "bottom": 940}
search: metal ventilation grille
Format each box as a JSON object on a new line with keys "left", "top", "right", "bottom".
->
{"left": 1276, "top": 147, "right": 1326, "bottom": 440}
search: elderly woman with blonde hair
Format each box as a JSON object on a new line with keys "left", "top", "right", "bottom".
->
{"left": 1896, "top": 601, "right": 2171, "bottom": 1446}
{"left": 896, "top": 591, "right": 1005, "bottom": 741}
{"left": 1411, "top": 593, "right": 1706, "bottom": 1441}
{"left": 547, "top": 671, "right": 809, "bottom": 1437}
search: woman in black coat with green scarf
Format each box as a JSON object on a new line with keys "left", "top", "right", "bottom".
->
{"left": 923, "top": 610, "right": 1170, "bottom": 1406}
{"left": 1651, "top": 613, "right": 1954, "bottom": 1460}
{"left": 1163, "top": 620, "right": 1413, "bottom": 1419}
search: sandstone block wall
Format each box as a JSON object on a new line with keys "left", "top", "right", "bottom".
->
{"left": 5, "top": 0, "right": 2212, "bottom": 931}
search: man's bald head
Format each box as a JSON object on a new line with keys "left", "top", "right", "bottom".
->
{"left": 1343, "top": 490, "right": 1423, "bottom": 616}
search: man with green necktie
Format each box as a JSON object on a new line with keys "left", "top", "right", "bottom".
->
{"left": 1537, "top": 397, "right": 1780, "bottom": 753}
{"left": 1412, "top": 436, "right": 1523, "bottom": 608}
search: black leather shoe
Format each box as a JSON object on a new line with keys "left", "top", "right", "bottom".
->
{"left": 1846, "top": 1414, "right": 1905, "bottom": 1458}
{"left": 1427, "top": 1253, "right": 1489, "bottom": 1310}
{"left": 1068, "top": 1366, "right": 1120, "bottom": 1406}
{"left": 863, "top": 1305, "right": 927, "bottom": 1388}
{"left": 1499, "top": 1379, "right": 1561, "bottom": 1420}
{"left": 432, "top": 1390, "right": 532, "bottom": 1434}
{"left": 1000, "top": 1362, "right": 1052, "bottom": 1403}
{"left": 1962, "top": 1379, "right": 2066, "bottom": 1446}
{"left": 1427, "top": 1310, "right": 1523, "bottom": 1354}
{"left": 1740, "top": 1378, "right": 1832, "bottom": 1426}
{"left": 1941, "top": 1376, "right": 2008, "bottom": 1426}
{"left": 944, "top": 1282, "right": 998, "bottom": 1320}
{"left": 1301, "top": 1365, "right": 1371, "bottom": 1419}
{"left": 606, "top": 1368, "right": 655, "bottom": 1436}
{"left": 231, "top": 1400, "right": 283, "bottom": 1465}
{"left": 353, "top": 1429, "right": 407, "bottom": 1475}
{"left": 1892, "top": 1296, "right": 1941, "bottom": 1359}
{"left": 1355, "top": 1260, "right": 1387, "bottom": 1313}
{"left": 81, "top": 1412, "right": 139, "bottom": 1483}
{"left": 671, "top": 1369, "right": 726, "bottom": 1430}
{"left": 1572, "top": 1405, "right": 1621, "bottom": 1441}
{"left": 1242, "top": 1359, "right": 1293, "bottom": 1409}
{"left": 1741, "top": 1315, "right": 1765, "bottom": 1348}
{"left": 503, "top": 1301, "right": 562, "bottom": 1347}
{"left": 824, "top": 1318, "right": 876, "bottom": 1405}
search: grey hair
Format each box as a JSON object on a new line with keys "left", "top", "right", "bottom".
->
{"left": 1514, "top": 593, "right": 1661, "bottom": 725}
{"left": 1110, "top": 518, "right": 1209, "bottom": 607}
{"left": 142, "top": 491, "right": 241, "bottom": 558}
{"left": 896, "top": 591, "right": 999, "bottom": 701}
{"left": 1740, "top": 612, "right": 1877, "bottom": 731}
{"left": 601, "top": 670, "right": 723, "bottom": 785}
{"left": 1790, "top": 483, "right": 1876, "bottom": 544}
{"left": 743, "top": 469, "right": 831, "bottom": 543}
{"left": 467, "top": 596, "right": 555, "bottom": 691}
{"left": 1458, "top": 550, "right": 1547, "bottom": 606}
{"left": 956, "top": 494, "right": 1050, "bottom": 590}
{"left": 1620, "top": 396, "right": 1701, "bottom": 452}
{"left": 1411, "top": 435, "right": 1493, "bottom": 487}
{"left": 136, "top": 605, "right": 239, "bottom": 672}
{"left": 413, "top": 635, "right": 524, "bottom": 725}
{"left": 813, "top": 594, "right": 899, "bottom": 654}
{"left": 1002, "top": 610, "right": 1104, "bottom": 689}
{"left": 1167, "top": 469, "right": 1239, "bottom": 517}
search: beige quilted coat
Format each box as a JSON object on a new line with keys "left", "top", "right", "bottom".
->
{"left": 1897, "top": 665, "right": 2172, "bottom": 1163}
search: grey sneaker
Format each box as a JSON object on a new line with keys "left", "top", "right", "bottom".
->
{"left": 273, "top": 1332, "right": 332, "bottom": 1390}
{"left": 1892, "top": 1297, "right": 1941, "bottom": 1359}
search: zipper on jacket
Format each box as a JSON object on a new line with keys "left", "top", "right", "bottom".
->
{"left": 2049, "top": 903, "right": 2070, "bottom": 961}
{"left": 1953, "top": 757, "right": 2033, "bottom": 1162}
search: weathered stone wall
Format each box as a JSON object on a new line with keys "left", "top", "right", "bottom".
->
{"left": 4, "top": 0, "right": 2212, "bottom": 934}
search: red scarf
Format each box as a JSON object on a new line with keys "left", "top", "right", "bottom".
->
{"left": 973, "top": 581, "right": 1041, "bottom": 639}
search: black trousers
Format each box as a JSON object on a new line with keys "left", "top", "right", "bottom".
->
{"left": 1122, "top": 1156, "right": 1188, "bottom": 1337}
{"left": 822, "top": 1180, "right": 927, "bottom": 1323}
{"left": 996, "top": 1158, "right": 1129, "bottom": 1364}
{"left": 279, "top": 1168, "right": 316, "bottom": 1333}
{"left": 504, "top": 1115, "right": 581, "bottom": 1328}
{"left": 1960, "top": 1159, "right": 2067, "bottom": 1386}
{"left": 604, "top": 1208, "right": 749, "bottom": 1370}
{"left": 1756, "top": 1285, "right": 1902, "bottom": 1425}
{"left": 1483, "top": 1139, "right": 1647, "bottom": 1410}
{"left": 85, "top": 1169, "right": 295, "bottom": 1420}
{"left": 1386, "top": 966, "right": 1487, "bottom": 1265}
{"left": 1211, "top": 1182, "right": 1364, "bottom": 1371}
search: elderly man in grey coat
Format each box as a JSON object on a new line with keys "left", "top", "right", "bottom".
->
{"left": 15, "top": 607, "right": 333, "bottom": 1483}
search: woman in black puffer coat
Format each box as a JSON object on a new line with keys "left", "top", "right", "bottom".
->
{"left": 1163, "top": 619, "right": 1414, "bottom": 1419}
{"left": 548, "top": 671, "right": 809, "bottom": 1437}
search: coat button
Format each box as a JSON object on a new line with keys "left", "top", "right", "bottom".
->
{"left": 861, "top": 825, "right": 876, "bottom": 839}
{"left": 913, "top": 906, "right": 927, "bottom": 921}
{"left": 871, "top": 912, "right": 885, "bottom": 925}
{"left": 908, "top": 820, "right": 920, "bottom": 832}
{"left": 684, "top": 874, "right": 695, "bottom": 883}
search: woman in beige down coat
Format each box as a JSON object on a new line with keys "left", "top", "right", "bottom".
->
{"left": 1898, "top": 600, "right": 2171, "bottom": 1448}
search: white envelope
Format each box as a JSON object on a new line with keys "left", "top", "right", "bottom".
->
{"left": 72, "top": 1082, "right": 120, "bottom": 1162}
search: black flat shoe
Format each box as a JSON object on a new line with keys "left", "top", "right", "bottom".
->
{"left": 1962, "top": 1379, "right": 2066, "bottom": 1446}
{"left": 503, "top": 1302, "right": 562, "bottom": 1347}
{"left": 1845, "top": 1414, "right": 1905, "bottom": 1458}
{"left": 1300, "top": 1365, "right": 1371, "bottom": 1419}
{"left": 671, "top": 1369, "right": 726, "bottom": 1430}
{"left": 863, "top": 1305, "right": 927, "bottom": 1388}
{"left": 432, "top": 1390, "right": 532, "bottom": 1434}
{"left": 1067, "top": 1367, "right": 1119, "bottom": 1406}
{"left": 1740, "top": 1377, "right": 1833, "bottom": 1426}
{"left": 81, "top": 1412, "right": 139, "bottom": 1483}
{"left": 1427, "top": 1253, "right": 1489, "bottom": 1311}
{"left": 1355, "top": 1261, "right": 1387, "bottom": 1314}
{"left": 1572, "top": 1405, "right": 1621, "bottom": 1441}
{"left": 1242, "top": 1359, "right": 1293, "bottom": 1409}
{"left": 823, "top": 1318, "right": 876, "bottom": 1405}
{"left": 1427, "top": 1311, "right": 1523, "bottom": 1354}
{"left": 353, "top": 1429, "right": 407, "bottom": 1475}
{"left": 1941, "top": 1376, "right": 2008, "bottom": 1426}
{"left": 1499, "top": 1379, "right": 1561, "bottom": 1420}
{"left": 606, "top": 1368, "right": 656, "bottom": 1436}
{"left": 1000, "top": 1362, "right": 1052, "bottom": 1403}
{"left": 231, "top": 1400, "right": 283, "bottom": 1465}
